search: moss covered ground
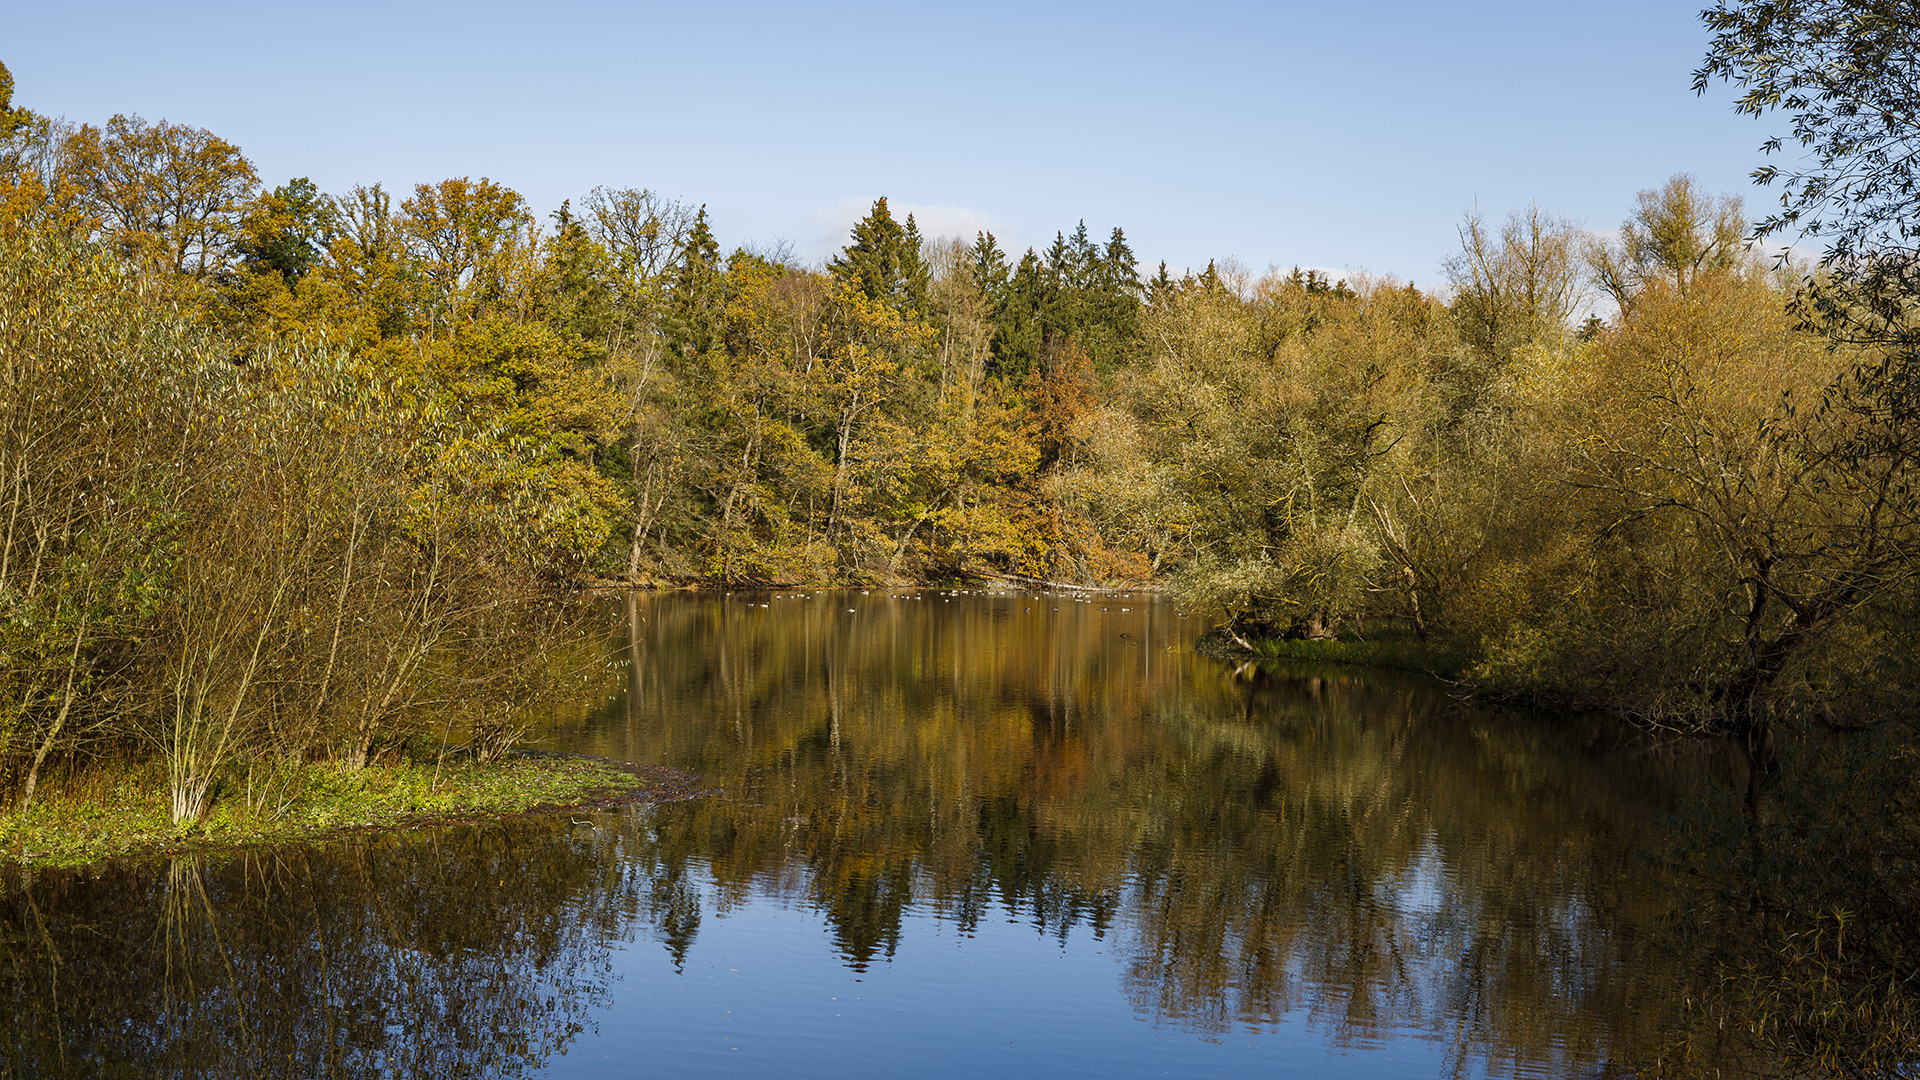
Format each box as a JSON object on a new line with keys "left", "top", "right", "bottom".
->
{"left": 0, "top": 752, "right": 659, "bottom": 868}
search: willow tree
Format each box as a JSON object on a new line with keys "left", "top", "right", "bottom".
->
{"left": 1066, "top": 269, "right": 1447, "bottom": 637}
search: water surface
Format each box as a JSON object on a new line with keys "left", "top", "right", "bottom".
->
{"left": 0, "top": 591, "right": 1694, "bottom": 1077}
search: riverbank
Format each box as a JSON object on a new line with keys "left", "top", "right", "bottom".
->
{"left": 1199, "top": 626, "right": 1471, "bottom": 681}
{"left": 0, "top": 751, "right": 707, "bottom": 869}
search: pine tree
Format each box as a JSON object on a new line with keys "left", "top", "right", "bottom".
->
{"left": 663, "top": 206, "right": 724, "bottom": 359}
{"left": 1063, "top": 221, "right": 1099, "bottom": 291}
{"left": 541, "top": 201, "right": 617, "bottom": 343}
{"left": 1087, "top": 226, "right": 1143, "bottom": 370}
{"left": 969, "top": 231, "right": 1010, "bottom": 308}
{"left": 901, "top": 212, "right": 931, "bottom": 307}
{"left": 829, "top": 196, "right": 929, "bottom": 318}
{"left": 989, "top": 249, "right": 1046, "bottom": 384}
{"left": 1149, "top": 261, "right": 1176, "bottom": 307}
{"left": 1099, "top": 228, "right": 1141, "bottom": 303}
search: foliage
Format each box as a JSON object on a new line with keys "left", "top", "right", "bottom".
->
{"left": 829, "top": 196, "right": 929, "bottom": 319}
{"left": 1586, "top": 174, "right": 1750, "bottom": 313}
{"left": 1464, "top": 258, "right": 1888, "bottom": 731}
{"left": 1445, "top": 202, "right": 1581, "bottom": 378}
{"left": 1200, "top": 628, "right": 1469, "bottom": 679}
{"left": 1066, "top": 268, "right": 1448, "bottom": 637}
{"left": 58, "top": 113, "right": 258, "bottom": 278}
{"left": 1696, "top": 0, "right": 1920, "bottom": 271}
{"left": 0, "top": 209, "right": 617, "bottom": 821}
{"left": 3, "top": 41, "right": 1920, "bottom": 1072}
{"left": 1655, "top": 11, "right": 1920, "bottom": 1074}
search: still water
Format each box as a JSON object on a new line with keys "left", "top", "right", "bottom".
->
{"left": 0, "top": 591, "right": 1695, "bottom": 1077}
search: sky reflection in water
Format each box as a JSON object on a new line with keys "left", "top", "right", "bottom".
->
{"left": 0, "top": 591, "right": 1693, "bottom": 1078}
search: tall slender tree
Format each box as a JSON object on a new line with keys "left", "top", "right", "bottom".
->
{"left": 663, "top": 206, "right": 724, "bottom": 360}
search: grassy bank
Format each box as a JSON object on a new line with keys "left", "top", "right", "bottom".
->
{"left": 1200, "top": 627, "right": 1471, "bottom": 681}
{"left": 0, "top": 752, "right": 664, "bottom": 869}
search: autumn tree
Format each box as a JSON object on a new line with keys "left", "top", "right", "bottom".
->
{"left": 0, "top": 62, "right": 26, "bottom": 138}
{"left": 0, "top": 221, "right": 180, "bottom": 810}
{"left": 583, "top": 186, "right": 694, "bottom": 285}
{"left": 399, "top": 176, "right": 536, "bottom": 326}
{"left": 1585, "top": 174, "right": 1748, "bottom": 313}
{"left": 579, "top": 185, "right": 693, "bottom": 365}
{"left": 59, "top": 113, "right": 257, "bottom": 278}
{"left": 0, "top": 59, "right": 42, "bottom": 205}
{"left": 304, "top": 182, "right": 417, "bottom": 345}
{"left": 1444, "top": 203, "right": 1581, "bottom": 380}
{"left": 1675, "top": 15, "right": 1920, "bottom": 1071}
{"left": 1462, "top": 221, "right": 1914, "bottom": 745}
{"left": 1067, "top": 270, "right": 1447, "bottom": 635}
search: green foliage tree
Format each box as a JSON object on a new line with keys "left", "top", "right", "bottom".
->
{"left": 235, "top": 176, "right": 333, "bottom": 287}
{"left": 1696, "top": 0, "right": 1920, "bottom": 278}
{"left": 539, "top": 201, "right": 618, "bottom": 344}
{"left": 662, "top": 205, "right": 724, "bottom": 360}
{"left": 990, "top": 248, "right": 1047, "bottom": 383}
{"left": 968, "top": 230, "right": 1010, "bottom": 307}
{"left": 828, "top": 196, "right": 929, "bottom": 319}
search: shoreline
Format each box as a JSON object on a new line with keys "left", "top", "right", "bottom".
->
{"left": 0, "top": 751, "right": 712, "bottom": 872}
{"left": 579, "top": 576, "right": 1163, "bottom": 594}
{"left": 1197, "top": 628, "right": 1470, "bottom": 682}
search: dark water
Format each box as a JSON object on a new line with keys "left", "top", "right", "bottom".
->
{"left": 0, "top": 591, "right": 1697, "bottom": 1078}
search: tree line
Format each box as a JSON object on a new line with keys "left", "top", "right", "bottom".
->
{"left": 4, "top": 42, "right": 1918, "bottom": 779}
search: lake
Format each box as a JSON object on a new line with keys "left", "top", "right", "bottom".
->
{"left": 0, "top": 590, "right": 1700, "bottom": 1077}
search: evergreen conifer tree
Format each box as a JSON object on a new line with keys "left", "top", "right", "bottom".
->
{"left": 829, "top": 196, "right": 929, "bottom": 318}
{"left": 989, "top": 249, "right": 1047, "bottom": 383}
{"left": 540, "top": 201, "right": 617, "bottom": 343}
{"left": 1149, "top": 261, "right": 1176, "bottom": 306}
{"left": 1087, "top": 226, "right": 1143, "bottom": 370}
{"left": 969, "top": 231, "right": 1010, "bottom": 309}
{"left": 663, "top": 205, "right": 724, "bottom": 359}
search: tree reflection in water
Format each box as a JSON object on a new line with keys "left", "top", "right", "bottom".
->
{"left": 0, "top": 821, "right": 643, "bottom": 1078}
{"left": 0, "top": 592, "right": 1701, "bottom": 1076}
{"left": 578, "top": 591, "right": 1693, "bottom": 1074}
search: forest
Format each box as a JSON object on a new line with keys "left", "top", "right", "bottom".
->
{"left": 7, "top": 53, "right": 1913, "bottom": 747}
{"left": 2, "top": 1, "right": 1919, "bottom": 1065}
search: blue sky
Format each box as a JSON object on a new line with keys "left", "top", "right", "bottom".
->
{"left": 9, "top": 0, "right": 1782, "bottom": 286}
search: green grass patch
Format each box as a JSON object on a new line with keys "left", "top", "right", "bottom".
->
{"left": 0, "top": 753, "right": 645, "bottom": 869}
{"left": 1205, "top": 628, "right": 1470, "bottom": 680}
